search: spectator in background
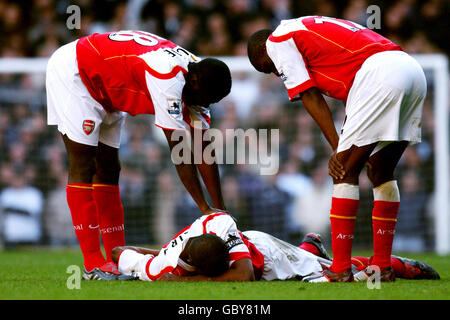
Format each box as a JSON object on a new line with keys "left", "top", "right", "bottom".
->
{"left": 44, "top": 171, "right": 77, "bottom": 246}
{"left": 153, "top": 170, "right": 181, "bottom": 245}
{"left": 220, "top": 174, "right": 251, "bottom": 230}
{"left": 197, "top": 12, "right": 233, "bottom": 56}
{"left": 0, "top": 165, "right": 44, "bottom": 245}
{"left": 291, "top": 160, "right": 332, "bottom": 239}
{"left": 393, "top": 169, "right": 428, "bottom": 252}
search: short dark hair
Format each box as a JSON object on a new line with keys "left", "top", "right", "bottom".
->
{"left": 189, "top": 233, "right": 229, "bottom": 277}
{"left": 190, "top": 58, "right": 232, "bottom": 104}
{"left": 247, "top": 29, "right": 272, "bottom": 70}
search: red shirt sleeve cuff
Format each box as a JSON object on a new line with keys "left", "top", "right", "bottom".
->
{"left": 229, "top": 252, "right": 251, "bottom": 264}
{"left": 287, "top": 80, "right": 315, "bottom": 101}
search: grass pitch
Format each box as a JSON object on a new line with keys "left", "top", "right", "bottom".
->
{"left": 0, "top": 248, "right": 448, "bottom": 300}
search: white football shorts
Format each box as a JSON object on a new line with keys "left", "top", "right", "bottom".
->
{"left": 242, "top": 231, "right": 325, "bottom": 280}
{"left": 338, "top": 50, "right": 427, "bottom": 155}
{"left": 46, "top": 40, "right": 127, "bottom": 148}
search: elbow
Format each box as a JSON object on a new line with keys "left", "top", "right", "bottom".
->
{"left": 111, "top": 246, "right": 125, "bottom": 263}
{"left": 300, "top": 87, "right": 318, "bottom": 101}
{"left": 237, "top": 269, "right": 255, "bottom": 282}
{"left": 247, "top": 273, "right": 256, "bottom": 282}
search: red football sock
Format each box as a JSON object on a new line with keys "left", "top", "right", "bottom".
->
{"left": 66, "top": 184, "right": 106, "bottom": 271}
{"left": 298, "top": 242, "right": 320, "bottom": 256}
{"left": 371, "top": 200, "right": 399, "bottom": 270}
{"left": 329, "top": 197, "right": 359, "bottom": 273}
{"left": 390, "top": 256, "right": 406, "bottom": 277}
{"left": 93, "top": 184, "right": 125, "bottom": 262}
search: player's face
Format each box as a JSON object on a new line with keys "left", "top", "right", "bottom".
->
{"left": 256, "top": 57, "right": 279, "bottom": 76}
{"left": 183, "top": 86, "right": 215, "bottom": 107}
{"left": 183, "top": 72, "right": 222, "bottom": 107}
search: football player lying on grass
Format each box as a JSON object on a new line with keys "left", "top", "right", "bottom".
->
{"left": 111, "top": 212, "right": 439, "bottom": 282}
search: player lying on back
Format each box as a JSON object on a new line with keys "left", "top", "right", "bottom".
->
{"left": 112, "top": 212, "right": 440, "bottom": 282}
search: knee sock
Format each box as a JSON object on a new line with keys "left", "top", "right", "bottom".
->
{"left": 371, "top": 180, "right": 400, "bottom": 270}
{"left": 66, "top": 184, "right": 106, "bottom": 271}
{"left": 298, "top": 242, "right": 320, "bottom": 256}
{"left": 93, "top": 184, "right": 125, "bottom": 262}
{"left": 329, "top": 184, "right": 360, "bottom": 273}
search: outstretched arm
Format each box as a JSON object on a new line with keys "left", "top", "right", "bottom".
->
{"left": 300, "top": 87, "right": 339, "bottom": 150}
{"left": 163, "top": 128, "right": 225, "bottom": 214}
{"left": 300, "top": 87, "right": 345, "bottom": 179}
{"left": 191, "top": 127, "right": 226, "bottom": 211}
{"left": 111, "top": 246, "right": 160, "bottom": 263}
{"left": 156, "top": 258, "right": 255, "bottom": 282}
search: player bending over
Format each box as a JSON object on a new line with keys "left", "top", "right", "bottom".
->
{"left": 112, "top": 213, "right": 439, "bottom": 282}
{"left": 247, "top": 16, "right": 427, "bottom": 282}
{"left": 46, "top": 31, "right": 231, "bottom": 280}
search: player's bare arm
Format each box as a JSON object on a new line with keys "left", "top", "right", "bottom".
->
{"left": 163, "top": 128, "right": 220, "bottom": 214}
{"left": 111, "top": 246, "right": 160, "bottom": 263}
{"left": 300, "top": 87, "right": 345, "bottom": 180}
{"left": 191, "top": 127, "right": 226, "bottom": 211}
{"left": 300, "top": 87, "right": 339, "bottom": 150}
{"left": 156, "top": 258, "right": 255, "bottom": 282}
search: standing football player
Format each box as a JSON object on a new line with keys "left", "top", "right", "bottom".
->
{"left": 46, "top": 31, "right": 231, "bottom": 280}
{"left": 247, "top": 16, "right": 426, "bottom": 282}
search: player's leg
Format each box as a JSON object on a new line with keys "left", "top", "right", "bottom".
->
{"left": 389, "top": 255, "right": 440, "bottom": 280}
{"left": 326, "top": 143, "right": 377, "bottom": 280}
{"left": 93, "top": 142, "right": 125, "bottom": 264}
{"left": 366, "top": 141, "right": 408, "bottom": 277}
{"left": 62, "top": 134, "right": 107, "bottom": 271}
{"left": 298, "top": 233, "right": 331, "bottom": 260}
{"left": 92, "top": 113, "right": 127, "bottom": 265}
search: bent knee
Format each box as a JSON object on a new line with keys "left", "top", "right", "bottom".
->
{"left": 95, "top": 160, "right": 121, "bottom": 183}
{"left": 367, "top": 166, "right": 394, "bottom": 188}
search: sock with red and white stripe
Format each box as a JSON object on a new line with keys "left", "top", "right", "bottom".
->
{"left": 371, "top": 181, "right": 400, "bottom": 270}
{"left": 329, "top": 184, "right": 360, "bottom": 274}
{"left": 66, "top": 183, "right": 106, "bottom": 271}
{"left": 93, "top": 184, "right": 125, "bottom": 262}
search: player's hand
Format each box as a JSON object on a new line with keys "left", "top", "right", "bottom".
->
{"left": 328, "top": 151, "right": 345, "bottom": 180}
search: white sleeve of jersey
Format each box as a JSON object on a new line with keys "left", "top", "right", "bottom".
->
{"left": 266, "top": 37, "right": 315, "bottom": 101}
{"left": 144, "top": 70, "right": 190, "bottom": 131}
{"left": 202, "top": 214, "right": 250, "bottom": 265}
{"left": 142, "top": 50, "right": 210, "bottom": 131}
{"left": 146, "top": 227, "right": 191, "bottom": 280}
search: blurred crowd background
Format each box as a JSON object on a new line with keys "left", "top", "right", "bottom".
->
{"left": 0, "top": 0, "right": 448, "bottom": 251}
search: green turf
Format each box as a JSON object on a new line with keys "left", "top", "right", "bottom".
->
{"left": 0, "top": 248, "right": 448, "bottom": 300}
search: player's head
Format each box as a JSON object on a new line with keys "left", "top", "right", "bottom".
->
{"left": 183, "top": 58, "right": 232, "bottom": 107}
{"left": 188, "top": 233, "right": 229, "bottom": 277}
{"left": 247, "top": 29, "right": 278, "bottom": 75}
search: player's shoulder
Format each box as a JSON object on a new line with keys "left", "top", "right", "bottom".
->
{"left": 269, "top": 16, "right": 315, "bottom": 42}
{"left": 196, "top": 213, "right": 237, "bottom": 232}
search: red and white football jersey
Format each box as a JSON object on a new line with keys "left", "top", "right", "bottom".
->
{"left": 144, "top": 212, "right": 264, "bottom": 280}
{"left": 76, "top": 30, "right": 210, "bottom": 130}
{"left": 266, "top": 16, "right": 403, "bottom": 102}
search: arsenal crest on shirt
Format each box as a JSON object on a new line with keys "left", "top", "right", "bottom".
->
{"left": 82, "top": 120, "right": 95, "bottom": 135}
